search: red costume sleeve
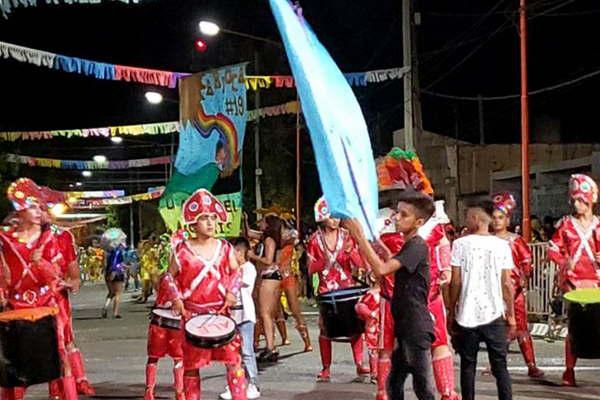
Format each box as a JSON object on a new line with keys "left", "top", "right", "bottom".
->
{"left": 345, "top": 235, "right": 364, "bottom": 268}
{"left": 548, "top": 218, "right": 568, "bottom": 267}
{"left": 158, "top": 272, "right": 181, "bottom": 304}
{"left": 307, "top": 235, "right": 325, "bottom": 274}
{"left": 513, "top": 236, "right": 533, "bottom": 278}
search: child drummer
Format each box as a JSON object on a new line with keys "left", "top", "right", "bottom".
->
{"left": 548, "top": 174, "right": 600, "bottom": 386}
{"left": 307, "top": 197, "right": 370, "bottom": 382}
{"left": 144, "top": 239, "right": 185, "bottom": 400}
{"left": 160, "top": 189, "right": 247, "bottom": 400}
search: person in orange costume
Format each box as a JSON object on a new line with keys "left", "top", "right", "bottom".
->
{"left": 491, "top": 192, "right": 543, "bottom": 378}
{"left": 160, "top": 189, "right": 247, "bottom": 400}
{"left": 307, "top": 197, "right": 369, "bottom": 382}
{"left": 547, "top": 174, "right": 600, "bottom": 386}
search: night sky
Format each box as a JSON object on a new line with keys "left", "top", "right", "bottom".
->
{"left": 1, "top": 0, "right": 599, "bottom": 192}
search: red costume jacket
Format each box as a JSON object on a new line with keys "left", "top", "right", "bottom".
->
{"left": 506, "top": 235, "right": 533, "bottom": 289}
{"left": 307, "top": 228, "right": 362, "bottom": 294}
{"left": 0, "top": 227, "right": 62, "bottom": 309}
{"left": 548, "top": 216, "right": 600, "bottom": 289}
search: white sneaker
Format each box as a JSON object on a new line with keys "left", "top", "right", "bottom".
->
{"left": 219, "top": 386, "right": 232, "bottom": 400}
{"left": 247, "top": 383, "right": 261, "bottom": 399}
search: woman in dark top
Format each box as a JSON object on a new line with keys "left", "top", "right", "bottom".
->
{"left": 248, "top": 215, "right": 284, "bottom": 361}
{"left": 102, "top": 244, "right": 126, "bottom": 319}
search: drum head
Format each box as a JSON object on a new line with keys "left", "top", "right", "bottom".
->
{"left": 152, "top": 309, "right": 181, "bottom": 320}
{"left": 185, "top": 315, "right": 236, "bottom": 338}
{"left": 564, "top": 288, "right": 600, "bottom": 304}
{"left": 0, "top": 307, "right": 58, "bottom": 323}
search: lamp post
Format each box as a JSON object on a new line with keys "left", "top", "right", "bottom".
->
{"left": 198, "top": 21, "right": 282, "bottom": 212}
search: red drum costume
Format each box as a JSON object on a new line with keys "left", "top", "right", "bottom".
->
{"left": 492, "top": 192, "right": 542, "bottom": 377}
{"left": 307, "top": 197, "right": 368, "bottom": 382}
{"left": 0, "top": 178, "right": 78, "bottom": 400}
{"left": 159, "top": 189, "right": 246, "bottom": 400}
{"left": 547, "top": 174, "right": 600, "bottom": 386}
{"left": 39, "top": 184, "right": 96, "bottom": 398}
{"left": 144, "top": 264, "right": 185, "bottom": 400}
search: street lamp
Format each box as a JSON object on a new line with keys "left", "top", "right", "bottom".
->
{"left": 145, "top": 91, "right": 163, "bottom": 105}
{"left": 111, "top": 136, "right": 123, "bottom": 144}
{"left": 199, "top": 21, "right": 220, "bottom": 36}
{"left": 197, "top": 20, "right": 281, "bottom": 47}
{"left": 82, "top": 171, "right": 92, "bottom": 178}
{"left": 93, "top": 155, "right": 107, "bottom": 163}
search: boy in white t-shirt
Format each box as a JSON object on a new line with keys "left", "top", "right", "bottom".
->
{"left": 448, "top": 202, "right": 516, "bottom": 400}
{"left": 221, "top": 237, "right": 260, "bottom": 400}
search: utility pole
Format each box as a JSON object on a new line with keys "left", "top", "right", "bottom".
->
{"left": 520, "top": 0, "right": 531, "bottom": 242}
{"left": 254, "top": 51, "right": 263, "bottom": 211}
{"left": 402, "top": 0, "right": 414, "bottom": 150}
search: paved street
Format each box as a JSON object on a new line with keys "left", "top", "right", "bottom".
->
{"left": 25, "top": 285, "right": 600, "bottom": 400}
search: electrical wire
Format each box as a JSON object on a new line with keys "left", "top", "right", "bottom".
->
{"left": 421, "top": 67, "right": 600, "bottom": 101}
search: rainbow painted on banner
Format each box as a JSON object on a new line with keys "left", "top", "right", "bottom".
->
{"left": 192, "top": 106, "right": 240, "bottom": 169}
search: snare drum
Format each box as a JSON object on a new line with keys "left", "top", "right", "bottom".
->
{"left": 317, "top": 286, "right": 369, "bottom": 341}
{"left": 150, "top": 308, "right": 182, "bottom": 330}
{"left": 185, "top": 314, "right": 237, "bottom": 349}
{"left": 0, "top": 307, "right": 62, "bottom": 387}
{"left": 564, "top": 288, "right": 600, "bottom": 359}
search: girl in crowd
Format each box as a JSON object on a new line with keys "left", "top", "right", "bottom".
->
{"left": 103, "top": 243, "right": 126, "bottom": 318}
{"left": 248, "top": 215, "right": 284, "bottom": 362}
{"left": 279, "top": 223, "right": 313, "bottom": 352}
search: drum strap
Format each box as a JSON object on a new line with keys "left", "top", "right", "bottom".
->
{"left": 316, "top": 231, "right": 349, "bottom": 282}
{"left": 569, "top": 216, "right": 599, "bottom": 268}
{"left": 182, "top": 241, "right": 227, "bottom": 299}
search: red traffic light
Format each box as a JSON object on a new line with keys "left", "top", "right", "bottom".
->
{"left": 194, "top": 39, "right": 208, "bottom": 53}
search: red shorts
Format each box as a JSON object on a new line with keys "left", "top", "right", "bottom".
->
{"left": 183, "top": 334, "right": 242, "bottom": 370}
{"left": 428, "top": 292, "right": 449, "bottom": 349}
{"left": 147, "top": 323, "right": 184, "bottom": 359}
{"left": 514, "top": 290, "right": 528, "bottom": 336}
{"left": 56, "top": 290, "right": 74, "bottom": 345}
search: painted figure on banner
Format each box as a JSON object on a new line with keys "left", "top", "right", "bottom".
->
{"left": 491, "top": 192, "right": 544, "bottom": 378}
{"left": 160, "top": 64, "right": 247, "bottom": 232}
{"left": 548, "top": 174, "right": 600, "bottom": 386}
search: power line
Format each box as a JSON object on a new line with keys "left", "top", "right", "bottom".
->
{"left": 421, "top": 67, "right": 600, "bottom": 101}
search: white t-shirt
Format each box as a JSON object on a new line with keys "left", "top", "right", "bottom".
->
{"left": 450, "top": 234, "right": 515, "bottom": 328}
{"left": 231, "top": 261, "right": 257, "bottom": 324}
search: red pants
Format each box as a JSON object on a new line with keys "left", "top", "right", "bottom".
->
{"left": 183, "top": 334, "right": 242, "bottom": 370}
{"left": 147, "top": 324, "right": 184, "bottom": 359}
{"left": 56, "top": 290, "right": 74, "bottom": 345}
{"left": 380, "top": 300, "right": 395, "bottom": 351}
{"left": 429, "top": 293, "right": 449, "bottom": 349}
{"left": 514, "top": 290, "right": 529, "bottom": 337}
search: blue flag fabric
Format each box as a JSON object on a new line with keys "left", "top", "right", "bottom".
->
{"left": 269, "top": 0, "right": 379, "bottom": 239}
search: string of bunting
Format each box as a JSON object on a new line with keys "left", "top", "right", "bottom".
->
{"left": 0, "top": 40, "right": 407, "bottom": 89}
{"left": 4, "top": 153, "right": 172, "bottom": 170}
{"left": 0, "top": 101, "right": 300, "bottom": 141}
{"left": 68, "top": 187, "right": 165, "bottom": 208}
{"left": 2, "top": 0, "right": 142, "bottom": 19}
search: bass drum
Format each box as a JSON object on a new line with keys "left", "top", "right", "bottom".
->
{"left": 317, "top": 286, "right": 369, "bottom": 342}
{"left": 564, "top": 288, "right": 600, "bottom": 359}
{"left": 0, "top": 307, "right": 62, "bottom": 387}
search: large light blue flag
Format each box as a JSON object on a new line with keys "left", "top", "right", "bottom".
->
{"left": 269, "top": 0, "right": 379, "bottom": 239}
